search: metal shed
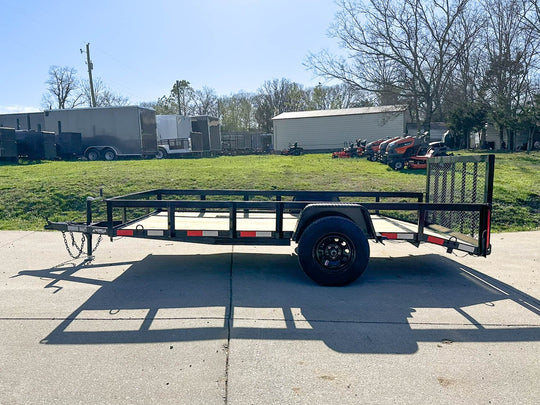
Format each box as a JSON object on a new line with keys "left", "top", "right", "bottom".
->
{"left": 272, "top": 105, "right": 407, "bottom": 152}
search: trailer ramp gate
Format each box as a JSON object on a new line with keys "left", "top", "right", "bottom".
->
{"left": 45, "top": 155, "right": 494, "bottom": 259}
{"left": 425, "top": 154, "right": 494, "bottom": 256}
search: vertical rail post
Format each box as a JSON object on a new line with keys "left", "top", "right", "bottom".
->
{"left": 200, "top": 194, "right": 206, "bottom": 215}
{"left": 168, "top": 203, "right": 176, "bottom": 238}
{"left": 230, "top": 202, "right": 237, "bottom": 238}
{"left": 107, "top": 201, "right": 113, "bottom": 238}
{"left": 276, "top": 202, "right": 283, "bottom": 239}
{"left": 243, "top": 194, "right": 249, "bottom": 217}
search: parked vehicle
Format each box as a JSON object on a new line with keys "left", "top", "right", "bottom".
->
{"left": 407, "top": 141, "right": 451, "bottom": 169}
{"left": 281, "top": 142, "right": 304, "bottom": 156}
{"left": 385, "top": 135, "right": 427, "bottom": 170}
{"left": 15, "top": 130, "right": 57, "bottom": 160}
{"left": 46, "top": 155, "right": 495, "bottom": 287}
{"left": 0, "top": 127, "right": 18, "bottom": 161}
{"left": 364, "top": 139, "right": 385, "bottom": 161}
{"left": 377, "top": 136, "right": 401, "bottom": 162}
{"left": 332, "top": 140, "right": 366, "bottom": 158}
{"left": 43, "top": 106, "right": 158, "bottom": 161}
{"left": 155, "top": 115, "right": 191, "bottom": 158}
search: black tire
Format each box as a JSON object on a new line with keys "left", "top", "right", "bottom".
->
{"left": 297, "top": 216, "right": 370, "bottom": 286}
{"left": 392, "top": 160, "right": 404, "bottom": 170}
{"left": 86, "top": 149, "right": 99, "bottom": 161}
{"left": 156, "top": 148, "right": 168, "bottom": 159}
{"left": 103, "top": 149, "right": 116, "bottom": 161}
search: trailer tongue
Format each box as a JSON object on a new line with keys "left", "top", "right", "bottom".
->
{"left": 46, "top": 155, "right": 494, "bottom": 286}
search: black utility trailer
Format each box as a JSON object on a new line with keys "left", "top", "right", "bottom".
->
{"left": 46, "top": 155, "right": 495, "bottom": 286}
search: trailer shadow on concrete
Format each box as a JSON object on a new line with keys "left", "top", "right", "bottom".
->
{"left": 17, "top": 252, "right": 540, "bottom": 354}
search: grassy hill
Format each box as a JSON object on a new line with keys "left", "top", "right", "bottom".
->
{"left": 0, "top": 151, "right": 538, "bottom": 232}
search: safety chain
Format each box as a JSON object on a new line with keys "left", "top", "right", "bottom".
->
{"left": 61, "top": 231, "right": 103, "bottom": 259}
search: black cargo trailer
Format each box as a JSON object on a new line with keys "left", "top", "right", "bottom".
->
{"left": 46, "top": 155, "right": 495, "bottom": 286}
{"left": 15, "top": 130, "right": 56, "bottom": 160}
{"left": 0, "top": 127, "right": 18, "bottom": 161}
{"left": 55, "top": 132, "right": 83, "bottom": 159}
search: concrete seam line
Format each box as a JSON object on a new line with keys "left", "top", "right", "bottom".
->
{"left": 0, "top": 231, "right": 36, "bottom": 249}
{"left": 223, "top": 246, "right": 234, "bottom": 404}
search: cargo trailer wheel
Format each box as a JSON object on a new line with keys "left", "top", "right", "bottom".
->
{"left": 103, "top": 149, "right": 116, "bottom": 161}
{"left": 297, "top": 216, "right": 370, "bottom": 286}
{"left": 86, "top": 149, "right": 99, "bottom": 161}
{"left": 156, "top": 148, "right": 168, "bottom": 159}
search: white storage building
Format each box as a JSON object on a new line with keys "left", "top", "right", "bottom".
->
{"left": 272, "top": 105, "right": 408, "bottom": 151}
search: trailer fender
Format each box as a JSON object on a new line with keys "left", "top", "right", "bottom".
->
{"left": 292, "top": 203, "right": 376, "bottom": 243}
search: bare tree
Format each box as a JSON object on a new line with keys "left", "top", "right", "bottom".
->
{"left": 522, "top": 0, "right": 540, "bottom": 38}
{"left": 219, "top": 92, "right": 257, "bottom": 132}
{"left": 309, "top": 83, "right": 372, "bottom": 110}
{"left": 193, "top": 86, "right": 219, "bottom": 116}
{"left": 481, "top": 0, "right": 540, "bottom": 150}
{"left": 254, "top": 78, "right": 309, "bottom": 132}
{"left": 306, "top": 0, "right": 479, "bottom": 135}
{"left": 80, "top": 78, "right": 129, "bottom": 107}
{"left": 42, "top": 66, "right": 83, "bottom": 109}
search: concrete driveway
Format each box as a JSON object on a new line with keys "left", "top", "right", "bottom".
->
{"left": 1, "top": 230, "right": 538, "bottom": 404}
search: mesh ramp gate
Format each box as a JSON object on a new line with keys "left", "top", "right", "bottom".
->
{"left": 425, "top": 155, "right": 495, "bottom": 255}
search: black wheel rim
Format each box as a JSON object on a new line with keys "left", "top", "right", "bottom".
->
{"left": 313, "top": 233, "right": 355, "bottom": 272}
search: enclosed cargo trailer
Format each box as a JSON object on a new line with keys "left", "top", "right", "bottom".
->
{"left": 43, "top": 106, "right": 158, "bottom": 160}
{"left": 155, "top": 115, "right": 192, "bottom": 158}
{"left": 0, "top": 127, "right": 18, "bottom": 161}
{"left": 46, "top": 155, "right": 494, "bottom": 286}
{"left": 15, "top": 130, "right": 56, "bottom": 160}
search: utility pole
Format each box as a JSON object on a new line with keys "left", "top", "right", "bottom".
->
{"left": 81, "top": 43, "right": 96, "bottom": 107}
{"left": 176, "top": 80, "right": 182, "bottom": 115}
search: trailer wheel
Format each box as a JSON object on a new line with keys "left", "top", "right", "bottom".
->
{"left": 156, "top": 148, "right": 168, "bottom": 159}
{"left": 86, "top": 149, "right": 99, "bottom": 161}
{"left": 103, "top": 149, "right": 116, "bottom": 161}
{"left": 297, "top": 216, "right": 370, "bottom": 286}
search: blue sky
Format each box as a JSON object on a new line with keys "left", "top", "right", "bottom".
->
{"left": 0, "top": 0, "right": 343, "bottom": 113}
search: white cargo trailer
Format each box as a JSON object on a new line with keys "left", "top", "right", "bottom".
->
{"left": 43, "top": 106, "right": 158, "bottom": 160}
{"left": 155, "top": 115, "right": 191, "bottom": 158}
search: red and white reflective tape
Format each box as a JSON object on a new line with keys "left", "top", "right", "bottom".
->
{"left": 380, "top": 232, "right": 415, "bottom": 240}
{"left": 427, "top": 235, "right": 445, "bottom": 245}
{"left": 116, "top": 229, "right": 133, "bottom": 236}
{"left": 187, "top": 230, "right": 219, "bottom": 237}
{"left": 240, "top": 231, "right": 273, "bottom": 238}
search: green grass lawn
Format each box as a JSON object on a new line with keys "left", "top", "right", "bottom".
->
{"left": 0, "top": 151, "right": 538, "bottom": 232}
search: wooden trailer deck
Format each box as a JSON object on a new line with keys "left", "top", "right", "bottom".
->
{"left": 122, "top": 211, "right": 470, "bottom": 246}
